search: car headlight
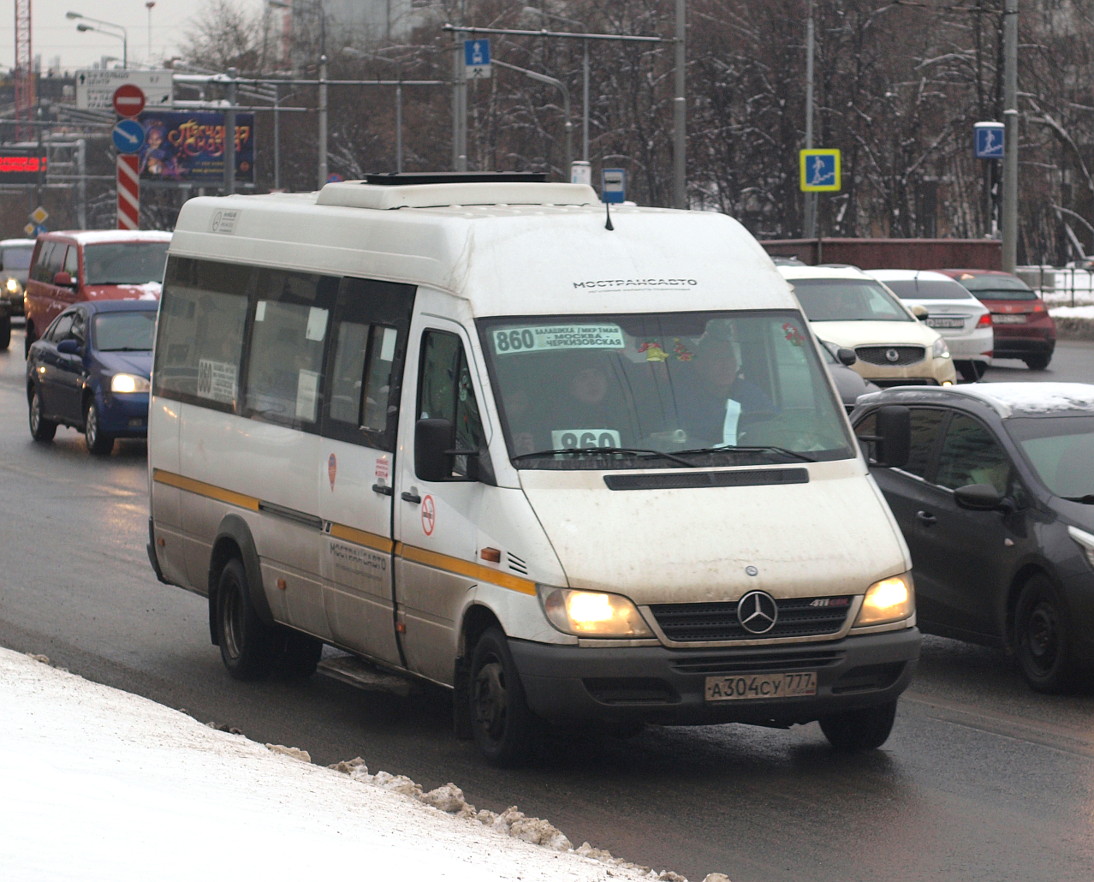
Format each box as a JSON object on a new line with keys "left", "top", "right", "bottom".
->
{"left": 854, "top": 573, "right": 915, "bottom": 626}
{"left": 110, "top": 373, "right": 150, "bottom": 394}
{"left": 538, "top": 586, "right": 654, "bottom": 638}
{"left": 1068, "top": 526, "right": 1094, "bottom": 569}
{"left": 931, "top": 338, "right": 951, "bottom": 359}
{"left": 4, "top": 277, "right": 21, "bottom": 296}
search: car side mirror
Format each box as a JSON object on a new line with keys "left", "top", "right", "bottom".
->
{"left": 57, "top": 338, "right": 80, "bottom": 355}
{"left": 954, "top": 483, "right": 1013, "bottom": 513}
{"left": 909, "top": 304, "right": 929, "bottom": 320}
{"left": 859, "top": 405, "right": 910, "bottom": 468}
{"left": 836, "top": 346, "right": 857, "bottom": 366}
{"left": 52, "top": 270, "right": 76, "bottom": 288}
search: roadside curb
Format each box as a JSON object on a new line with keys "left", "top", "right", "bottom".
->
{"left": 1050, "top": 314, "right": 1094, "bottom": 342}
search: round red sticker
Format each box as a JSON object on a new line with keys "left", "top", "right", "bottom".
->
{"left": 421, "top": 495, "right": 436, "bottom": 536}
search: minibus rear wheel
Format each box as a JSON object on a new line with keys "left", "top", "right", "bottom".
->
{"left": 469, "top": 628, "right": 539, "bottom": 767}
{"left": 818, "top": 700, "right": 897, "bottom": 751}
{"left": 215, "top": 558, "right": 278, "bottom": 680}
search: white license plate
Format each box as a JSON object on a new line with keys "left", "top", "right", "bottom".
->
{"left": 705, "top": 671, "right": 817, "bottom": 701}
{"left": 993, "top": 314, "right": 1027, "bottom": 324}
{"left": 926, "top": 317, "right": 965, "bottom": 329}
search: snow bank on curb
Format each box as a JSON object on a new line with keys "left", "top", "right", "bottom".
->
{"left": 0, "top": 649, "right": 732, "bottom": 882}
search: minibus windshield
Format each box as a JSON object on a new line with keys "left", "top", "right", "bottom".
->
{"left": 480, "top": 311, "right": 854, "bottom": 469}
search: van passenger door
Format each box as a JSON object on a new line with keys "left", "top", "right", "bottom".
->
{"left": 317, "top": 278, "right": 412, "bottom": 666}
{"left": 394, "top": 320, "right": 491, "bottom": 684}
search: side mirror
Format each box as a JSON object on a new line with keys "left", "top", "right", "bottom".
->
{"left": 415, "top": 418, "right": 453, "bottom": 482}
{"left": 836, "top": 346, "right": 857, "bottom": 366}
{"left": 52, "top": 270, "right": 76, "bottom": 288}
{"left": 954, "top": 483, "right": 1010, "bottom": 512}
{"left": 57, "top": 338, "right": 80, "bottom": 355}
{"left": 863, "top": 405, "right": 910, "bottom": 468}
{"left": 909, "top": 304, "right": 929, "bottom": 321}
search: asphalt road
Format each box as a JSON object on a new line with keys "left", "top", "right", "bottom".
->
{"left": 2, "top": 325, "right": 1093, "bottom": 882}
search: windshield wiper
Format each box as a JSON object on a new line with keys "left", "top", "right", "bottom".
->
{"left": 676, "top": 445, "right": 817, "bottom": 463}
{"left": 1061, "top": 494, "right": 1094, "bottom": 504}
{"left": 511, "top": 446, "right": 697, "bottom": 467}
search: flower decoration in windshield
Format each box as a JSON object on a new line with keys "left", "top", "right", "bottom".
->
{"left": 637, "top": 339, "right": 694, "bottom": 362}
{"left": 782, "top": 322, "right": 806, "bottom": 347}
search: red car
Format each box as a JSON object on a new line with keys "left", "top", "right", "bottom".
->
{"left": 936, "top": 268, "right": 1056, "bottom": 370}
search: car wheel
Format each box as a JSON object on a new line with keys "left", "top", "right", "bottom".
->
{"left": 469, "top": 627, "right": 540, "bottom": 767}
{"left": 1024, "top": 354, "right": 1051, "bottom": 371}
{"left": 0, "top": 312, "right": 10, "bottom": 350}
{"left": 84, "top": 399, "right": 115, "bottom": 456}
{"left": 215, "top": 558, "right": 279, "bottom": 681}
{"left": 28, "top": 386, "right": 57, "bottom": 442}
{"left": 818, "top": 700, "right": 897, "bottom": 751}
{"left": 957, "top": 360, "right": 986, "bottom": 382}
{"left": 1014, "top": 574, "right": 1076, "bottom": 693}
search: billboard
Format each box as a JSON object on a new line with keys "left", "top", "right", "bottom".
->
{"left": 136, "top": 111, "right": 255, "bottom": 185}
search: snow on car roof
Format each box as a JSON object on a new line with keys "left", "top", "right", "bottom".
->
{"left": 862, "top": 383, "right": 1094, "bottom": 418}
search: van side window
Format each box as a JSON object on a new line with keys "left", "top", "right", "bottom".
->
{"left": 245, "top": 297, "right": 329, "bottom": 425}
{"left": 329, "top": 323, "right": 398, "bottom": 436}
{"left": 419, "top": 331, "right": 484, "bottom": 478}
{"left": 63, "top": 244, "right": 79, "bottom": 280}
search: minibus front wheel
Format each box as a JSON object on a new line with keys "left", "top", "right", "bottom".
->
{"left": 469, "top": 628, "right": 539, "bottom": 767}
{"left": 818, "top": 700, "right": 897, "bottom": 752}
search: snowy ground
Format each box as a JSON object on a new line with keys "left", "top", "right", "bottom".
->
{"left": 0, "top": 647, "right": 723, "bottom": 882}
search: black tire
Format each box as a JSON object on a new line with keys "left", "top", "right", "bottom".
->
{"left": 28, "top": 386, "right": 57, "bottom": 442}
{"left": 276, "top": 630, "right": 323, "bottom": 678}
{"left": 818, "top": 700, "right": 897, "bottom": 751}
{"left": 0, "top": 312, "right": 10, "bottom": 350}
{"left": 84, "top": 399, "right": 115, "bottom": 456}
{"left": 469, "top": 627, "right": 539, "bottom": 767}
{"left": 1014, "top": 574, "right": 1076, "bottom": 693}
{"left": 1024, "top": 354, "right": 1051, "bottom": 371}
{"left": 957, "top": 360, "right": 986, "bottom": 382}
{"left": 214, "top": 558, "right": 279, "bottom": 681}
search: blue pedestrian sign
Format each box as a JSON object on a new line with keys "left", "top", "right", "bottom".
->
{"left": 465, "top": 39, "right": 491, "bottom": 79}
{"left": 800, "top": 149, "right": 841, "bottom": 192}
{"left": 974, "top": 122, "right": 1005, "bottom": 159}
{"left": 112, "top": 118, "right": 145, "bottom": 155}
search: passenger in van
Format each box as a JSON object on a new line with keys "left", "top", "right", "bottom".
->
{"left": 675, "top": 334, "right": 775, "bottom": 446}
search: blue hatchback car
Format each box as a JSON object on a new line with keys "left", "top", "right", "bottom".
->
{"left": 27, "top": 298, "right": 157, "bottom": 455}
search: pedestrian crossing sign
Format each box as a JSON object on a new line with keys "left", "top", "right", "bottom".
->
{"left": 800, "top": 149, "right": 841, "bottom": 192}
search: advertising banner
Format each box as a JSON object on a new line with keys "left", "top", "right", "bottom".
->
{"left": 136, "top": 111, "right": 255, "bottom": 185}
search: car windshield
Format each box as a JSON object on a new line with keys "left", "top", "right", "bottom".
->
{"left": 84, "top": 242, "right": 170, "bottom": 286}
{"left": 951, "top": 274, "right": 1038, "bottom": 302}
{"left": 1007, "top": 415, "right": 1094, "bottom": 500}
{"left": 790, "top": 278, "right": 913, "bottom": 322}
{"left": 882, "top": 279, "right": 973, "bottom": 301}
{"left": 2, "top": 246, "right": 33, "bottom": 271}
{"left": 479, "top": 311, "right": 854, "bottom": 470}
{"left": 93, "top": 310, "right": 156, "bottom": 352}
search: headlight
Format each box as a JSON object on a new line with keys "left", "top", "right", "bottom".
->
{"left": 854, "top": 573, "right": 915, "bottom": 626}
{"left": 538, "top": 586, "right": 654, "bottom": 638}
{"left": 110, "top": 373, "right": 150, "bottom": 394}
{"left": 931, "top": 338, "right": 951, "bottom": 359}
{"left": 4, "top": 277, "right": 20, "bottom": 295}
{"left": 1068, "top": 526, "right": 1094, "bottom": 569}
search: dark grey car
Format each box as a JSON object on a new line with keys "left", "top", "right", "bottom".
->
{"left": 851, "top": 383, "right": 1094, "bottom": 692}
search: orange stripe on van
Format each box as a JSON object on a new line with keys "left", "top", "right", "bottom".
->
{"left": 329, "top": 523, "right": 395, "bottom": 553}
{"left": 152, "top": 469, "right": 260, "bottom": 511}
{"left": 397, "top": 543, "right": 538, "bottom": 596}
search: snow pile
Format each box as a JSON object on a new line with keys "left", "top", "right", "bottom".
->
{"left": 0, "top": 648, "right": 730, "bottom": 882}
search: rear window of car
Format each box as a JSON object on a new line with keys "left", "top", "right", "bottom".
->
{"left": 883, "top": 279, "right": 975, "bottom": 301}
{"left": 2, "top": 246, "right": 33, "bottom": 271}
{"left": 951, "top": 274, "right": 1038, "bottom": 301}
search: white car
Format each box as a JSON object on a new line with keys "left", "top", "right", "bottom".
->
{"left": 778, "top": 263, "right": 956, "bottom": 387}
{"left": 866, "top": 269, "right": 993, "bottom": 382}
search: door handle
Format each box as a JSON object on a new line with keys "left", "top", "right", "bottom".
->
{"left": 915, "top": 510, "right": 937, "bottom": 526}
{"left": 372, "top": 483, "right": 393, "bottom": 496}
{"left": 401, "top": 490, "right": 421, "bottom": 504}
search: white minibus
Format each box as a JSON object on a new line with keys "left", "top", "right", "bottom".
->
{"left": 148, "top": 173, "right": 919, "bottom": 766}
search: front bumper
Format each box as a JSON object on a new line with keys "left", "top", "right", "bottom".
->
{"left": 97, "top": 392, "right": 150, "bottom": 437}
{"left": 509, "top": 627, "right": 921, "bottom": 727}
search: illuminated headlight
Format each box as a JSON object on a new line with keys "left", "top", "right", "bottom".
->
{"left": 931, "top": 338, "right": 951, "bottom": 359}
{"left": 854, "top": 573, "right": 915, "bottom": 626}
{"left": 110, "top": 373, "right": 150, "bottom": 394}
{"left": 1068, "top": 526, "right": 1094, "bottom": 569}
{"left": 4, "top": 277, "right": 20, "bottom": 295}
{"left": 538, "top": 586, "right": 654, "bottom": 638}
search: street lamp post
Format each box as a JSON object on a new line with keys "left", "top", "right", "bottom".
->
{"left": 67, "top": 11, "right": 128, "bottom": 69}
